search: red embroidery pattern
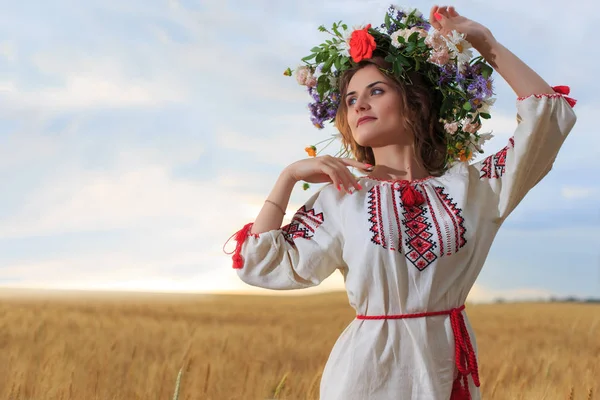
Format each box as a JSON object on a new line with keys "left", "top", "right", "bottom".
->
{"left": 402, "top": 202, "right": 438, "bottom": 271}
{"left": 424, "top": 190, "right": 444, "bottom": 256}
{"left": 517, "top": 85, "right": 577, "bottom": 108}
{"left": 390, "top": 186, "right": 403, "bottom": 251}
{"left": 368, "top": 185, "right": 388, "bottom": 249}
{"left": 366, "top": 183, "right": 468, "bottom": 270}
{"left": 434, "top": 187, "right": 466, "bottom": 253}
{"left": 480, "top": 137, "right": 514, "bottom": 179}
{"left": 281, "top": 206, "right": 324, "bottom": 244}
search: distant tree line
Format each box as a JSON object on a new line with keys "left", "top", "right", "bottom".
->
{"left": 493, "top": 296, "right": 600, "bottom": 304}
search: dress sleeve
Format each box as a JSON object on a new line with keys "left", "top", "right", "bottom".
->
{"left": 225, "top": 184, "right": 346, "bottom": 290}
{"left": 470, "top": 86, "right": 577, "bottom": 222}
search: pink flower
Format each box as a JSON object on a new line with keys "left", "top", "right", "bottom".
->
{"left": 444, "top": 122, "right": 459, "bottom": 134}
{"left": 391, "top": 27, "right": 428, "bottom": 48}
{"left": 428, "top": 48, "right": 450, "bottom": 66}
{"left": 425, "top": 30, "right": 445, "bottom": 50}
{"left": 295, "top": 66, "right": 316, "bottom": 87}
{"left": 463, "top": 121, "right": 481, "bottom": 134}
{"left": 409, "top": 27, "right": 428, "bottom": 39}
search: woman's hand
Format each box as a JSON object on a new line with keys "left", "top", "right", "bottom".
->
{"left": 283, "top": 156, "right": 371, "bottom": 194}
{"left": 429, "top": 5, "right": 497, "bottom": 54}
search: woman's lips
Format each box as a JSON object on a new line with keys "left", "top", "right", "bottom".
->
{"left": 357, "top": 117, "right": 377, "bottom": 126}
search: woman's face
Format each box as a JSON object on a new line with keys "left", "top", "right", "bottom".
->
{"left": 345, "top": 64, "right": 407, "bottom": 148}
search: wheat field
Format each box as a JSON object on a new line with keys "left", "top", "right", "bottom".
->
{"left": 0, "top": 289, "right": 598, "bottom": 400}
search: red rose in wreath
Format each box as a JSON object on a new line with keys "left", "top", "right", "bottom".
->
{"left": 349, "top": 24, "right": 376, "bottom": 63}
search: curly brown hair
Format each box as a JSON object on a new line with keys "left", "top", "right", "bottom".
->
{"left": 334, "top": 57, "right": 447, "bottom": 176}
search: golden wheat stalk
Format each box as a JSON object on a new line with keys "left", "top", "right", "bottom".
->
{"left": 172, "top": 367, "right": 183, "bottom": 400}
{"left": 273, "top": 372, "right": 289, "bottom": 398}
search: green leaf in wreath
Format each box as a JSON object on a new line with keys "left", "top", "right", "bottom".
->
{"left": 393, "top": 60, "right": 403, "bottom": 76}
{"left": 302, "top": 53, "right": 317, "bottom": 62}
{"left": 334, "top": 57, "right": 342, "bottom": 71}
{"left": 397, "top": 53, "right": 410, "bottom": 66}
{"left": 322, "top": 57, "right": 335, "bottom": 73}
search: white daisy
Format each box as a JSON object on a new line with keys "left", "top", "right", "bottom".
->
{"left": 479, "top": 97, "right": 496, "bottom": 114}
{"left": 444, "top": 30, "right": 473, "bottom": 68}
{"left": 335, "top": 25, "right": 364, "bottom": 58}
{"left": 469, "top": 132, "right": 494, "bottom": 153}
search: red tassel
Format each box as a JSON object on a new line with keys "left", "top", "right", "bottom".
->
{"left": 222, "top": 222, "right": 254, "bottom": 269}
{"left": 400, "top": 183, "right": 425, "bottom": 207}
{"left": 450, "top": 376, "right": 470, "bottom": 400}
{"left": 551, "top": 85, "right": 577, "bottom": 108}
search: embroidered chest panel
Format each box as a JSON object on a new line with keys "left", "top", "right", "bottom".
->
{"left": 367, "top": 183, "right": 467, "bottom": 271}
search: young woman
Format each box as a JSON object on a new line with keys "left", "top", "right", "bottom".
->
{"left": 225, "top": 5, "right": 577, "bottom": 399}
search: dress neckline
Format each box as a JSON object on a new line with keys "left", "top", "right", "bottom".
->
{"left": 359, "top": 175, "right": 437, "bottom": 184}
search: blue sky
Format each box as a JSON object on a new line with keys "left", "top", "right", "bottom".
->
{"left": 1, "top": 0, "right": 598, "bottom": 302}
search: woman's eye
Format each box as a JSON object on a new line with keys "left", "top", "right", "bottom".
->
{"left": 347, "top": 88, "right": 383, "bottom": 106}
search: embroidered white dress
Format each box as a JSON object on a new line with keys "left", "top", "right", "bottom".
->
{"left": 230, "top": 94, "right": 576, "bottom": 399}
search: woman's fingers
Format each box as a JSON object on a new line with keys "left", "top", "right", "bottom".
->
{"left": 429, "top": 5, "right": 442, "bottom": 30}
{"left": 320, "top": 162, "right": 344, "bottom": 192}
{"left": 339, "top": 157, "right": 373, "bottom": 171}
{"left": 327, "top": 158, "right": 364, "bottom": 194}
{"left": 448, "top": 6, "right": 459, "bottom": 17}
{"left": 341, "top": 165, "right": 362, "bottom": 193}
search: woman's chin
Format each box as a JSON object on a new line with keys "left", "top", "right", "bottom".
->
{"left": 353, "top": 131, "right": 379, "bottom": 148}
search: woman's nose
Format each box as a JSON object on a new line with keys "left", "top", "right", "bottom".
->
{"left": 355, "top": 96, "right": 370, "bottom": 111}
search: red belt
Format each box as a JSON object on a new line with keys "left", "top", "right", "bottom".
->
{"left": 356, "top": 305, "right": 480, "bottom": 400}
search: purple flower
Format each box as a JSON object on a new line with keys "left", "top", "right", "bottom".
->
{"left": 469, "top": 93, "right": 485, "bottom": 109}
{"left": 381, "top": 5, "right": 405, "bottom": 34}
{"left": 438, "top": 63, "right": 457, "bottom": 86}
{"left": 307, "top": 87, "right": 339, "bottom": 129}
{"left": 467, "top": 74, "right": 494, "bottom": 99}
{"left": 456, "top": 64, "right": 476, "bottom": 89}
{"left": 308, "top": 86, "right": 321, "bottom": 102}
{"left": 409, "top": 20, "right": 431, "bottom": 31}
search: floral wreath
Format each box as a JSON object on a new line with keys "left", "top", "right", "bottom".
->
{"left": 284, "top": 5, "right": 496, "bottom": 190}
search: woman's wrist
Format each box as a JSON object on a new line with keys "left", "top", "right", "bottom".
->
{"left": 281, "top": 166, "right": 299, "bottom": 185}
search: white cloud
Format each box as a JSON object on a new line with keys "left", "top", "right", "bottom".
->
{"left": 561, "top": 186, "right": 600, "bottom": 200}
{"left": 5, "top": 54, "right": 186, "bottom": 112}
{"left": 0, "top": 162, "right": 241, "bottom": 239}
{"left": 215, "top": 114, "right": 340, "bottom": 167}
{"left": 0, "top": 40, "right": 17, "bottom": 62}
{"left": 0, "top": 80, "right": 17, "bottom": 93}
